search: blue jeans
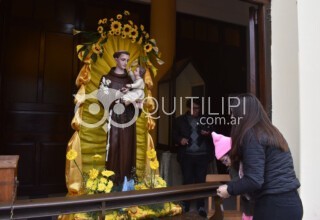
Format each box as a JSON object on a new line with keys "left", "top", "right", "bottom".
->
{"left": 253, "top": 190, "right": 303, "bottom": 220}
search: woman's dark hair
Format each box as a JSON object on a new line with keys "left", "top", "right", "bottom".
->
{"left": 113, "top": 50, "right": 130, "bottom": 58}
{"left": 229, "top": 93, "right": 289, "bottom": 168}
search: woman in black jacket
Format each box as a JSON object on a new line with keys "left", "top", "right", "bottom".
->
{"left": 217, "top": 93, "right": 303, "bottom": 220}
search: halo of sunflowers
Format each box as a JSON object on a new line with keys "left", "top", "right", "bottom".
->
{"left": 74, "top": 10, "right": 163, "bottom": 76}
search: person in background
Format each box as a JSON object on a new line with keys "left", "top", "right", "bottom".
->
{"left": 173, "top": 98, "right": 213, "bottom": 218}
{"left": 212, "top": 131, "right": 254, "bottom": 220}
{"left": 216, "top": 93, "right": 303, "bottom": 220}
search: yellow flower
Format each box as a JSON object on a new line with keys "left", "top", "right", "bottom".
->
{"left": 121, "top": 34, "right": 126, "bottom": 39}
{"left": 99, "top": 177, "right": 107, "bottom": 184}
{"left": 144, "top": 43, "right": 153, "bottom": 53}
{"left": 92, "top": 154, "right": 102, "bottom": 160}
{"left": 140, "top": 24, "right": 145, "bottom": 31}
{"left": 110, "top": 21, "right": 122, "bottom": 32}
{"left": 147, "top": 149, "right": 156, "bottom": 159}
{"left": 90, "top": 180, "right": 98, "bottom": 191}
{"left": 124, "top": 10, "right": 130, "bottom": 16}
{"left": 108, "top": 30, "right": 114, "bottom": 36}
{"left": 115, "top": 31, "right": 120, "bottom": 35}
{"left": 150, "top": 159, "right": 159, "bottom": 170}
{"left": 101, "top": 32, "right": 107, "bottom": 38}
{"left": 89, "top": 168, "right": 99, "bottom": 179}
{"left": 131, "top": 38, "right": 136, "bottom": 43}
{"left": 102, "top": 18, "right": 107, "bottom": 24}
{"left": 135, "top": 184, "right": 148, "bottom": 190}
{"left": 116, "top": 14, "right": 122, "bottom": 20}
{"left": 92, "top": 44, "right": 102, "bottom": 54}
{"left": 98, "top": 183, "right": 106, "bottom": 192}
{"left": 128, "top": 20, "right": 133, "bottom": 25}
{"left": 155, "top": 176, "right": 166, "bottom": 187}
{"left": 104, "top": 180, "right": 113, "bottom": 193}
{"left": 66, "top": 149, "right": 77, "bottom": 161}
{"left": 97, "top": 26, "right": 103, "bottom": 33}
{"left": 102, "top": 170, "right": 115, "bottom": 177}
{"left": 145, "top": 33, "right": 149, "bottom": 39}
{"left": 86, "top": 179, "right": 94, "bottom": 189}
{"left": 130, "top": 29, "right": 138, "bottom": 39}
{"left": 98, "top": 19, "right": 103, "bottom": 25}
{"left": 122, "top": 24, "right": 132, "bottom": 36}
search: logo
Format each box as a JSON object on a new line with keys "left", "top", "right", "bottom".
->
{"left": 74, "top": 88, "right": 140, "bottom": 132}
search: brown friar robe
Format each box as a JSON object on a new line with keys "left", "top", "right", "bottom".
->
{"left": 98, "top": 67, "right": 136, "bottom": 185}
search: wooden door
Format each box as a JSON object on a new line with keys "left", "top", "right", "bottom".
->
{"left": 0, "top": 0, "right": 150, "bottom": 197}
{"left": 0, "top": 0, "right": 77, "bottom": 196}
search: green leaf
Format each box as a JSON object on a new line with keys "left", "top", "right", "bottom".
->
{"left": 91, "top": 53, "right": 98, "bottom": 63}
{"left": 83, "top": 48, "right": 90, "bottom": 60}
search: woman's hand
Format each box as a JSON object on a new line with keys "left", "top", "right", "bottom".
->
{"left": 217, "top": 184, "right": 230, "bottom": 199}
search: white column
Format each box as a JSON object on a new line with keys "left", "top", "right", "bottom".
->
{"left": 272, "top": 0, "right": 320, "bottom": 219}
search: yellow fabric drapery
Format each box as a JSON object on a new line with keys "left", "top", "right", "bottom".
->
{"left": 65, "top": 35, "right": 158, "bottom": 195}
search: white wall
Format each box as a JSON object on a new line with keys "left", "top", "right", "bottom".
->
{"left": 271, "top": 0, "right": 300, "bottom": 177}
{"left": 272, "top": 0, "right": 320, "bottom": 219}
{"left": 297, "top": 0, "right": 320, "bottom": 219}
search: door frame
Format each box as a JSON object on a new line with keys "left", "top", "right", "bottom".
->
{"left": 242, "top": 0, "right": 272, "bottom": 117}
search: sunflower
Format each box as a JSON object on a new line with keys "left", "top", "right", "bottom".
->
{"left": 140, "top": 24, "right": 145, "bottom": 31}
{"left": 110, "top": 20, "right": 122, "bottom": 32}
{"left": 122, "top": 24, "right": 132, "bottom": 36}
{"left": 124, "top": 10, "right": 130, "bottom": 16}
{"left": 144, "top": 43, "right": 153, "bottom": 53}
{"left": 128, "top": 20, "right": 133, "bottom": 25}
{"left": 116, "top": 14, "right": 122, "bottom": 20}
{"left": 101, "top": 32, "right": 107, "bottom": 38}
{"left": 92, "top": 44, "right": 102, "bottom": 54}
{"left": 108, "top": 30, "right": 114, "bottom": 36}
{"left": 97, "top": 26, "right": 103, "bottom": 33}
{"left": 130, "top": 29, "right": 138, "bottom": 39}
{"left": 102, "top": 18, "right": 107, "bottom": 24}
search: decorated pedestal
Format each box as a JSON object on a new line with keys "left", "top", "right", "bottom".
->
{"left": 59, "top": 10, "right": 182, "bottom": 219}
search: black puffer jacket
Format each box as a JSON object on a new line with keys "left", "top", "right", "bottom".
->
{"left": 227, "top": 131, "right": 300, "bottom": 199}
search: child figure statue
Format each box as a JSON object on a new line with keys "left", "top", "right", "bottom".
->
{"left": 120, "top": 66, "right": 146, "bottom": 108}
